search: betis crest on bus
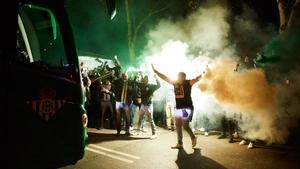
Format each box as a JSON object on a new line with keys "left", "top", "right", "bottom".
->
{"left": 27, "top": 87, "right": 66, "bottom": 121}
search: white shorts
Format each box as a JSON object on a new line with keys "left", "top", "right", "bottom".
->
{"left": 116, "top": 102, "right": 130, "bottom": 112}
{"left": 174, "top": 108, "right": 192, "bottom": 118}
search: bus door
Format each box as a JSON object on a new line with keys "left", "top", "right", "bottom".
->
{"left": 10, "top": 3, "right": 87, "bottom": 168}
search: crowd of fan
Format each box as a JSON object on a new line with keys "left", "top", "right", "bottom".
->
{"left": 80, "top": 56, "right": 255, "bottom": 148}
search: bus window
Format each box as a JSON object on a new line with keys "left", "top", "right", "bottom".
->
{"left": 18, "top": 4, "right": 69, "bottom": 69}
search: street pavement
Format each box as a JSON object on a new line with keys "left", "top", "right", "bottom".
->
{"left": 61, "top": 127, "right": 300, "bottom": 169}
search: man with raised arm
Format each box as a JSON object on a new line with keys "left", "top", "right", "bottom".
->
{"left": 152, "top": 64, "right": 202, "bottom": 149}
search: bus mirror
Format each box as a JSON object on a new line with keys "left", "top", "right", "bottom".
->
{"left": 24, "top": 4, "right": 57, "bottom": 40}
{"left": 106, "top": 0, "right": 116, "bottom": 20}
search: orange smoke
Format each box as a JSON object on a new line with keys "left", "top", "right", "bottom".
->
{"left": 199, "top": 59, "right": 276, "bottom": 115}
{"left": 197, "top": 59, "right": 288, "bottom": 143}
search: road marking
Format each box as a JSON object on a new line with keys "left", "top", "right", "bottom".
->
{"left": 89, "top": 144, "right": 141, "bottom": 160}
{"left": 86, "top": 147, "right": 134, "bottom": 163}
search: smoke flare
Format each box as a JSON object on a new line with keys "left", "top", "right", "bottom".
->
{"left": 138, "top": 1, "right": 300, "bottom": 144}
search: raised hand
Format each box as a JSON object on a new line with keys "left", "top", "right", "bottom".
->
{"left": 151, "top": 64, "right": 156, "bottom": 71}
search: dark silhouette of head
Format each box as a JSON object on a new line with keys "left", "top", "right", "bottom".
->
{"left": 143, "top": 75, "right": 149, "bottom": 84}
{"left": 177, "top": 72, "right": 186, "bottom": 84}
{"left": 121, "top": 72, "right": 128, "bottom": 81}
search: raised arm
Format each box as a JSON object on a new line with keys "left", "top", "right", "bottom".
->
{"left": 189, "top": 72, "right": 204, "bottom": 86}
{"left": 151, "top": 64, "right": 173, "bottom": 84}
{"left": 153, "top": 75, "right": 161, "bottom": 90}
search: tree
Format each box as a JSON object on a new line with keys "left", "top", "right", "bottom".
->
{"left": 277, "top": 0, "right": 300, "bottom": 33}
{"left": 124, "top": 0, "right": 169, "bottom": 65}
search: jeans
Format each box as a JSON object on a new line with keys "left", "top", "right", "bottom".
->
{"left": 138, "top": 104, "right": 156, "bottom": 135}
{"left": 203, "top": 114, "right": 210, "bottom": 132}
{"left": 100, "top": 101, "right": 114, "bottom": 128}
{"left": 174, "top": 108, "right": 196, "bottom": 145}
{"left": 130, "top": 103, "right": 140, "bottom": 128}
{"left": 220, "top": 115, "right": 237, "bottom": 139}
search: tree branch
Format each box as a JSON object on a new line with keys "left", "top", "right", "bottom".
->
{"left": 277, "top": 0, "right": 288, "bottom": 33}
{"left": 125, "top": 0, "right": 135, "bottom": 64}
{"left": 287, "top": 0, "right": 300, "bottom": 30}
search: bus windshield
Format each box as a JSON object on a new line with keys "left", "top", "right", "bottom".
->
{"left": 18, "top": 4, "right": 69, "bottom": 68}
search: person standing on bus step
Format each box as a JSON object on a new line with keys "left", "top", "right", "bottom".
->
{"left": 82, "top": 73, "right": 92, "bottom": 126}
{"left": 90, "top": 78, "right": 102, "bottom": 129}
{"left": 137, "top": 75, "right": 161, "bottom": 139}
{"left": 152, "top": 64, "right": 203, "bottom": 149}
{"left": 113, "top": 73, "right": 134, "bottom": 136}
{"left": 100, "top": 79, "right": 114, "bottom": 129}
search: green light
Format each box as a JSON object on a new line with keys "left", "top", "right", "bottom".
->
{"left": 110, "top": 9, "right": 116, "bottom": 20}
{"left": 25, "top": 4, "right": 57, "bottom": 40}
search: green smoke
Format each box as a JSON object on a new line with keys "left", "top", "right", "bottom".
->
{"left": 64, "top": 0, "right": 128, "bottom": 65}
{"left": 64, "top": 0, "right": 187, "bottom": 68}
{"left": 254, "top": 28, "right": 300, "bottom": 74}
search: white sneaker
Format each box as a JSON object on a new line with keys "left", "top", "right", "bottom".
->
{"left": 248, "top": 142, "right": 254, "bottom": 149}
{"left": 204, "top": 132, "right": 209, "bottom": 136}
{"left": 239, "top": 140, "right": 247, "bottom": 145}
{"left": 150, "top": 134, "right": 157, "bottom": 140}
{"left": 140, "top": 128, "right": 147, "bottom": 133}
{"left": 129, "top": 126, "right": 134, "bottom": 131}
{"left": 199, "top": 128, "right": 205, "bottom": 132}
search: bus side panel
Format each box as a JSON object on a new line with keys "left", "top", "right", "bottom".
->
{"left": 9, "top": 64, "right": 85, "bottom": 169}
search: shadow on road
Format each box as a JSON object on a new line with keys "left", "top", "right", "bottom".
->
{"left": 87, "top": 132, "right": 150, "bottom": 144}
{"left": 175, "top": 148, "right": 227, "bottom": 169}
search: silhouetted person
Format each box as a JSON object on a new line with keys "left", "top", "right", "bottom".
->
{"left": 113, "top": 73, "right": 134, "bottom": 136}
{"left": 137, "top": 75, "right": 161, "bottom": 139}
{"left": 90, "top": 79, "right": 102, "bottom": 129}
{"left": 130, "top": 72, "right": 143, "bottom": 130}
{"left": 165, "top": 86, "right": 175, "bottom": 131}
{"left": 82, "top": 73, "right": 91, "bottom": 126}
{"left": 152, "top": 64, "right": 203, "bottom": 149}
{"left": 218, "top": 112, "right": 237, "bottom": 143}
{"left": 100, "top": 79, "right": 114, "bottom": 129}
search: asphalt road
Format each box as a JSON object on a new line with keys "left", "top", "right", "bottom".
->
{"left": 61, "top": 127, "right": 300, "bottom": 169}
